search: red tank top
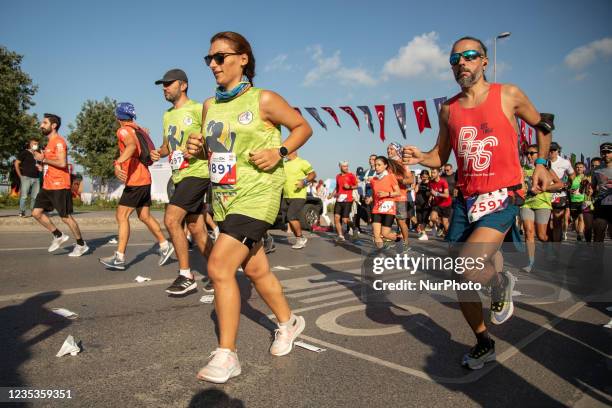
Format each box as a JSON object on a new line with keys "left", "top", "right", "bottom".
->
{"left": 447, "top": 83, "right": 522, "bottom": 196}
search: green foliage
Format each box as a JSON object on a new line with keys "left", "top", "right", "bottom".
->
{"left": 67, "top": 98, "right": 119, "bottom": 186}
{"left": 0, "top": 46, "right": 40, "bottom": 171}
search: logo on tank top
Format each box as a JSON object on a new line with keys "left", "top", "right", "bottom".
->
{"left": 183, "top": 116, "right": 193, "bottom": 126}
{"left": 457, "top": 126, "right": 498, "bottom": 172}
{"left": 238, "top": 111, "right": 253, "bottom": 125}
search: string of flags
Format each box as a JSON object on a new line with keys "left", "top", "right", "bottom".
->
{"left": 293, "top": 96, "right": 448, "bottom": 142}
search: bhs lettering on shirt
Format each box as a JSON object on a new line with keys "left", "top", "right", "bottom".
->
{"left": 458, "top": 126, "right": 498, "bottom": 172}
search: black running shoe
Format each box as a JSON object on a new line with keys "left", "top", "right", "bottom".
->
{"left": 202, "top": 277, "right": 215, "bottom": 293}
{"left": 165, "top": 275, "right": 197, "bottom": 295}
{"left": 461, "top": 339, "right": 496, "bottom": 370}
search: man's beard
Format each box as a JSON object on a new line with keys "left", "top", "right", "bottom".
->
{"left": 164, "top": 91, "right": 179, "bottom": 103}
{"left": 455, "top": 67, "right": 482, "bottom": 88}
{"left": 40, "top": 127, "right": 51, "bottom": 136}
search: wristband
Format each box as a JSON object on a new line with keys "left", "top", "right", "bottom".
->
{"left": 302, "top": 178, "right": 309, "bottom": 186}
{"left": 534, "top": 158, "right": 547, "bottom": 166}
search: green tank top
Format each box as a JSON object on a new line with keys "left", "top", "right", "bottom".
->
{"left": 522, "top": 166, "right": 552, "bottom": 210}
{"left": 162, "top": 99, "right": 209, "bottom": 183}
{"left": 570, "top": 175, "right": 584, "bottom": 202}
{"left": 205, "top": 87, "right": 285, "bottom": 224}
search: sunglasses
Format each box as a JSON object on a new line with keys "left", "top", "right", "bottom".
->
{"left": 527, "top": 151, "right": 538, "bottom": 155}
{"left": 549, "top": 149, "right": 558, "bottom": 152}
{"left": 204, "top": 52, "right": 241, "bottom": 66}
{"left": 449, "top": 50, "right": 483, "bottom": 66}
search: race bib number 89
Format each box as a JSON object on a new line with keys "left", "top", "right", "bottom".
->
{"left": 210, "top": 152, "right": 237, "bottom": 185}
{"left": 466, "top": 188, "right": 509, "bottom": 223}
{"left": 169, "top": 150, "right": 189, "bottom": 171}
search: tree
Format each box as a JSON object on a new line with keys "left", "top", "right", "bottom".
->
{"left": 0, "top": 45, "right": 40, "bottom": 172}
{"left": 67, "top": 98, "right": 119, "bottom": 189}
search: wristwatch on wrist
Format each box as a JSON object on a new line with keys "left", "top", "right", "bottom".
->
{"left": 279, "top": 146, "right": 289, "bottom": 158}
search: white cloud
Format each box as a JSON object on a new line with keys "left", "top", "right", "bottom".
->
{"left": 304, "top": 45, "right": 377, "bottom": 87}
{"left": 264, "top": 54, "right": 293, "bottom": 72}
{"left": 564, "top": 37, "right": 612, "bottom": 71}
{"left": 382, "top": 32, "right": 449, "bottom": 80}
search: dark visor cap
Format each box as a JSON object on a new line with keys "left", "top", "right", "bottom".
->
{"left": 154, "top": 69, "right": 188, "bottom": 85}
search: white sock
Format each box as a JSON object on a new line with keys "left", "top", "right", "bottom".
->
{"left": 213, "top": 226, "right": 220, "bottom": 238}
{"left": 159, "top": 240, "right": 169, "bottom": 250}
{"left": 115, "top": 251, "right": 125, "bottom": 261}
{"left": 279, "top": 314, "right": 296, "bottom": 327}
{"left": 179, "top": 268, "right": 192, "bottom": 278}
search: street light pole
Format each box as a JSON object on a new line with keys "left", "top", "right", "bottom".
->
{"left": 494, "top": 32, "right": 511, "bottom": 83}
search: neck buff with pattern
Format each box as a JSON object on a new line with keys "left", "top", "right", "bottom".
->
{"left": 215, "top": 76, "right": 251, "bottom": 102}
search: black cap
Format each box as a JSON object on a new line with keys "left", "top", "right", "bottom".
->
{"left": 154, "top": 69, "right": 188, "bottom": 85}
{"left": 600, "top": 142, "right": 612, "bottom": 153}
{"left": 550, "top": 142, "right": 561, "bottom": 151}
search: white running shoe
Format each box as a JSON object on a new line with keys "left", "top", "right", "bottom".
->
{"left": 68, "top": 243, "right": 89, "bottom": 257}
{"left": 48, "top": 234, "right": 69, "bottom": 252}
{"left": 158, "top": 242, "right": 175, "bottom": 266}
{"left": 490, "top": 271, "right": 517, "bottom": 325}
{"left": 292, "top": 237, "right": 308, "bottom": 249}
{"left": 270, "top": 315, "right": 305, "bottom": 356}
{"left": 197, "top": 348, "right": 241, "bottom": 384}
{"left": 418, "top": 232, "right": 429, "bottom": 241}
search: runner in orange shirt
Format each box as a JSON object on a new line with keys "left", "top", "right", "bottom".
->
{"left": 99, "top": 103, "right": 174, "bottom": 270}
{"left": 368, "top": 156, "right": 401, "bottom": 249}
{"left": 32, "top": 113, "right": 89, "bottom": 256}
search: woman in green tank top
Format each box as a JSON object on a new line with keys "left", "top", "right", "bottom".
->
{"left": 186, "top": 31, "right": 312, "bottom": 384}
{"left": 569, "top": 162, "right": 587, "bottom": 240}
{"left": 520, "top": 145, "right": 564, "bottom": 272}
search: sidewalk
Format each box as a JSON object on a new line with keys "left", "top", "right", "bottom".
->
{"left": 0, "top": 209, "right": 166, "bottom": 232}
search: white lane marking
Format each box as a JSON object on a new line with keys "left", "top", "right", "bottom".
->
{"left": 0, "top": 242, "right": 154, "bottom": 252}
{"left": 300, "top": 290, "right": 358, "bottom": 304}
{"left": 287, "top": 282, "right": 360, "bottom": 298}
{"left": 296, "top": 301, "right": 590, "bottom": 384}
{"left": 0, "top": 259, "right": 364, "bottom": 303}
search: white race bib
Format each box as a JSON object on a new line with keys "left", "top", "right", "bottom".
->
{"left": 466, "top": 188, "right": 509, "bottom": 223}
{"left": 169, "top": 150, "right": 188, "bottom": 171}
{"left": 43, "top": 164, "right": 49, "bottom": 176}
{"left": 376, "top": 200, "right": 396, "bottom": 215}
{"left": 337, "top": 194, "right": 347, "bottom": 202}
{"left": 210, "top": 152, "right": 237, "bottom": 185}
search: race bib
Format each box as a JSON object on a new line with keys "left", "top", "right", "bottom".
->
{"left": 169, "top": 150, "right": 189, "bottom": 171}
{"left": 466, "top": 188, "right": 509, "bottom": 223}
{"left": 43, "top": 164, "right": 48, "bottom": 176}
{"left": 337, "top": 194, "right": 348, "bottom": 202}
{"left": 551, "top": 191, "right": 567, "bottom": 203}
{"left": 210, "top": 152, "right": 237, "bottom": 185}
{"left": 376, "top": 200, "right": 396, "bottom": 215}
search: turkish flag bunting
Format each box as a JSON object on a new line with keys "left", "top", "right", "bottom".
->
{"left": 519, "top": 119, "right": 527, "bottom": 145}
{"left": 412, "top": 100, "right": 431, "bottom": 133}
{"left": 321, "top": 107, "right": 341, "bottom": 127}
{"left": 528, "top": 126, "right": 533, "bottom": 145}
{"left": 374, "top": 105, "right": 385, "bottom": 142}
{"left": 339, "top": 106, "right": 360, "bottom": 130}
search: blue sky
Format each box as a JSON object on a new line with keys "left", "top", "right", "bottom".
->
{"left": 2, "top": 0, "right": 611, "bottom": 179}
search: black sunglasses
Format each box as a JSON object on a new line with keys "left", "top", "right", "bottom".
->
{"left": 204, "top": 52, "right": 241, "bottom": 66}
{"left": 527, "top": 151, "right": 538, "bottom": 155}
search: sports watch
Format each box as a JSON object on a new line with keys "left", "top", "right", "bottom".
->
{"left": 279, "top": 146, "right": 289, "bottom": 158}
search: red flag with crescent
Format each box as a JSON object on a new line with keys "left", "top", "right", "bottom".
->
{"left": 412, "top": 101, "right": 431, "bottom": 133}
{"left": 321, "top": 107, "right": 341, "bottom": 127}
{"left": 375, "top": 105, "right": 385, "bottom": 142}
{"left": 339, "top": 106, "right": 360, "bottom": 130}
{"left": 528, "top": 126, "right": 533, "bottom": 145}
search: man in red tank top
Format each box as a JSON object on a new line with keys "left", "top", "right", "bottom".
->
{"left": 403, "top": 36, "right": 553, "bottom": 370}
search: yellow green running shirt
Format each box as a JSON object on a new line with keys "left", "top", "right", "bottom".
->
{"left": 162, "top": 99, "right": 209, "bottom": 183}
{"left": 283, "top": 157, "right": 313, "bottom": 199}
{"left": 205, "top": 87, "right": 285, "bottom": 224}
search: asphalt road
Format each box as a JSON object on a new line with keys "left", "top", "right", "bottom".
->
{"left": 0, "top": 217, "right": 610, "bottom": 408}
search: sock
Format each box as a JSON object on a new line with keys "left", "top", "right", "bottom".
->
{"left": 179, "top": 268, "right": 192, "bottom": 278}
{"left": 528, "top": 255, "right": 535, "bottom": 267}
{"left": 76, "top": 238, "right": 85, "bottom": 246}
{"left": 476, "top": 330, "right": 492, "bottom": 347}
{"left": 213, "top": 226, "right": 220, "bottom": 238}
{"left": 159, "top": 240, "right": 169, "bottom": 250}
{"left": 52, "top": 229, "right": 62, "bottom": 238}
{"left": 279, "top": 314, "right": 296, "bottom": 327}
{"left": 116, "top": 251, "right": 125, "bottom": 261}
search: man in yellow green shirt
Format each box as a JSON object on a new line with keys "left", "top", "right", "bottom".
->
{"left": 282, "top": 151, "right": 316, "bottom": 249}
